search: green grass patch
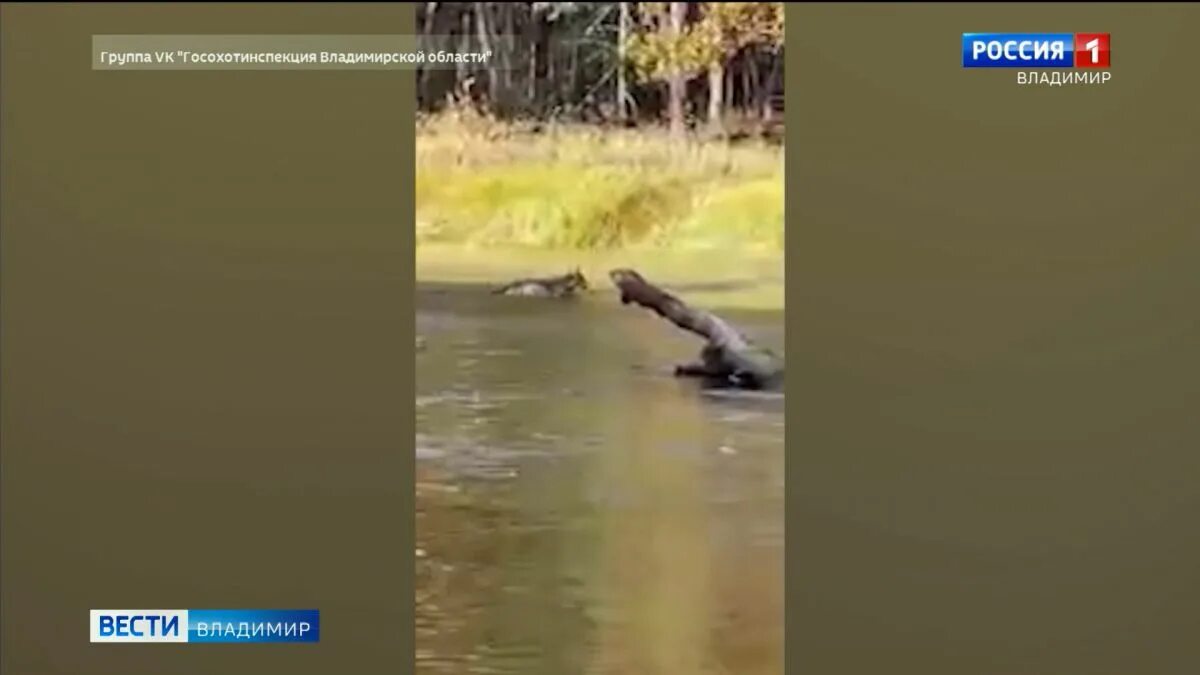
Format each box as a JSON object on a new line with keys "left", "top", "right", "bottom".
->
{"left": 668, "top": 177, "right": 785, "bottom": 251}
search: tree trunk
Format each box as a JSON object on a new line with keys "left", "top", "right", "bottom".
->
{"left": 525, "top": 7, "right": 539, "bottom": 110}
{"left": 725, "top": 61, "right": 734, "bottom": 116}
{"left": 667, "top": 2, "right": 687, "bottom": 141}
{"left": 474, "top": 2, "right": 496, "bottom": 107}
{"left": 707, "top": 61, "right": 724, "bottom": 135}
{"left": 740, "top": 56, "right": 751, "bottom": 115}
{"left": 609, "top": 269, "right": 784, "bottom": 390}
{"left": 617, "top": 2, "right": 629, "bottom": 123}
{"left": 547, "top": 32, "right": 555, "bottom": 108}
{"left": 747, "top": 50, "right": 761, "bottom": 123}
{"left": 528, "top": 39, "right": 537, "bottom": 108}
{"left": 419, "top": 2, "right": 438, "bottom": 105}
{"left": 456, "top": 7, "right": 471, "bottom": 99}
{"left": 764, "top": 53, "right": 782, "bottom": 123}
{"left": 569, "top": 42, "right": 578, "bottom": 105}
{"left": 502, "top": 3, "right": 515, "bottom": 100}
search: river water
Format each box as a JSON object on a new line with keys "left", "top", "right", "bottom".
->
{"left": 415, "top": 274, "right": 784, "bottom": 675}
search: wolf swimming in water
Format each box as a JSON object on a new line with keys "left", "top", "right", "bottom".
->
{"left": 493, "top": 268, "right": 589, "bottom": 298}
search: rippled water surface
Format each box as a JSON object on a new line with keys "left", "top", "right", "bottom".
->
{"left": 416, "top": 278, "right": 784, "bottom": 675}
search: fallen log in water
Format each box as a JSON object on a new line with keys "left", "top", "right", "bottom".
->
{"left": 608, "top": 268, "right": 784, "bottom": 390}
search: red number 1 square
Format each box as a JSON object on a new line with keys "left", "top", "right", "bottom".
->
{"left": 1075, "top": 33, "right": 1111, "bottom": 68}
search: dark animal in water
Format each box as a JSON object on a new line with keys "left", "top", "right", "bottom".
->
{"left": 493, "top": 269, "right": 589, "bottom": 298}
{"left": 609, "top": 268, "right": 783, "bottom": 390}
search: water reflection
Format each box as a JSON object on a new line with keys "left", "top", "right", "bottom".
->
{"left": 416, "top": 283, "right": 783, "bottom": 675}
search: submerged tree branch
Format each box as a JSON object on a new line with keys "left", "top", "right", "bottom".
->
{"left": 609, "top": 268, "right": 783, "bottom": 390}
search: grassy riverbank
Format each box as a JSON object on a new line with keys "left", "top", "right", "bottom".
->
{"left": 416, "top": 110, "right": 784, "bottom": 252}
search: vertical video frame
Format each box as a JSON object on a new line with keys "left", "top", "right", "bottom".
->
{"left": 415, "top": 4, "right": 784, "bottom": 674}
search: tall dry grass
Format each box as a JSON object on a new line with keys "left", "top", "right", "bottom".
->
{"left": 416, "top": 103, "right": 784, "bottom": 251}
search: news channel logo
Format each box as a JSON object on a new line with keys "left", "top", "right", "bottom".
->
{"left": 962, "top": 33, "right": 1111, "bottom": 68}
{"left": 89, "top": 609, "right": 319, "bottom": 643}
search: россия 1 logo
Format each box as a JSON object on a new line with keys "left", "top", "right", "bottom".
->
{"left": 962, "top": 33, "right": 1110, "bottom": 68}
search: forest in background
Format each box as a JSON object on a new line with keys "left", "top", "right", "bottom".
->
{"left": 417, "top": 2, "right": 784, "bottom": 138}
{"left": 415, "top": 2, "right": 785, "bottom": 253}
